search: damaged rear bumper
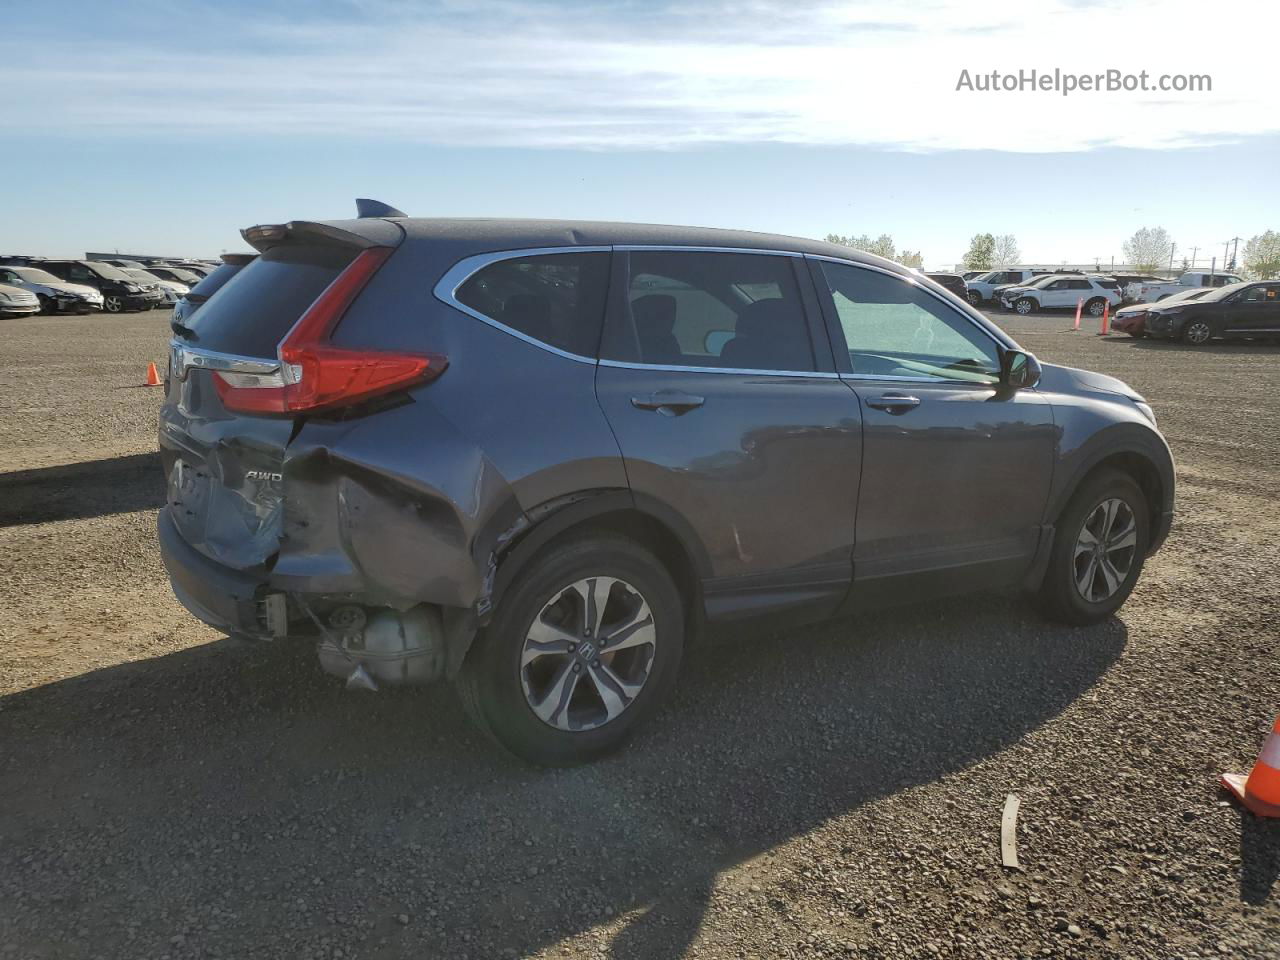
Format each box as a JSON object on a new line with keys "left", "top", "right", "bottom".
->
{"left": 159, "top": 508, "right": 274, "bottom": 636}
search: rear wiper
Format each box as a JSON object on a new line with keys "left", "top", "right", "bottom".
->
{"left": 170, "top": 320, "right": 198, "bottom": 341}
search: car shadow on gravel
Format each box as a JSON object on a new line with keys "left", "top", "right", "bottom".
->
{"left": 0, "top": 596, "right": 1125, "bottom": 959}
{"left": 0, "top": 452, "right": 163, "bottom": 527}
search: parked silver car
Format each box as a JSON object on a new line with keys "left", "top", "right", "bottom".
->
{"left": 0, "top": 264, "right": 104, "bottom": 313}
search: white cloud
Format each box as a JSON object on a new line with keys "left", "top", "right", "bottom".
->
{"left": 3, "top": 0, "right": 1277, "bottom": 152}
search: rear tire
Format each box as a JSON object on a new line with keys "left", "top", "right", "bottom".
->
{"left": 966, "top": 290, "right": 983, "bottom": 306}
{"left": 1038, "top": 468, "right": 1149, "bottom": 625}
{"left": 1086, "top": 297, "right": 1107, "bottom": 317}
{"left": 456, "top": 533, "right": 684, "bottom": 766}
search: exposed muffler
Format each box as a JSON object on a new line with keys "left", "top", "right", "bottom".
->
{"left": 316, "top": 604, "right": 445, "bottom": 691}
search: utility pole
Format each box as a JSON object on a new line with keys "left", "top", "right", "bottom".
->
{"left": 1226, "top": 236, "right": 1242, "bottom": 271}
{"left": 1189, "top": 246, "right": 1199, "bottom": 271}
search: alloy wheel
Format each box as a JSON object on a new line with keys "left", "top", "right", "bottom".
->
{"left": 103, "top": 295, "right": 123, "bottom": 313}
{"left": 1088, "top": 299, "right": 1106, "bottom": 317}
{"left": 1016, "top": 298, "right": 1033, "bottom": 315}
{"left": 1185, "top": 321, "right": 1212, "bottom": 345}
{"left": 1073, "top": 498, "right": 1138, "bottom": 603}
{"left": 519, "top": 576, "right": 656, "bottom": 732}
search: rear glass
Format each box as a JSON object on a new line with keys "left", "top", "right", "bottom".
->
{"left": 181, "top": 246, "right": 353, "bottom": 356}
{"left": 187, "top": 260, "right": 254, "bottom": 301}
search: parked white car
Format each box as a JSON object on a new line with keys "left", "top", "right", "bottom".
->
{"left": 0, "top": 264, "right": 104, "bottom": 313}
{"left": 1000, "top": 275, "right": 1123, "bottom": 316}
{"left": 0, "top": 281, "right": 41, "bottom": 317}
{"left": 964, "top": 268, "right": 1050, "bottom": 305}
{"left": 121, "top": 268, "right": 189, "bottom": 305}
{"left": 1129, "top": 271, "right": 1245, "bottom": 303}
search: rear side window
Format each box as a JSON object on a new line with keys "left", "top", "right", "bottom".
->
{"left": 182, "top": 245, "right": 355, "bottom": 357}
{"left": 601, "top": 251, "right": 814, "bottom": 371}
{"left": 455, "top": 252, "right": 610, "bottom": 357}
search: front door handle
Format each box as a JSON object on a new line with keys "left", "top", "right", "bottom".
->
{"left": 631, "top": 392, "right": 705, "bottom": 415}
{"left": 865, "top": 393, "right": 921, "bottom": 413}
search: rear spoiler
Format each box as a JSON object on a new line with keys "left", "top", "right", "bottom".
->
{"left": 240, "top": 218, "right": 404, "bottom": 253}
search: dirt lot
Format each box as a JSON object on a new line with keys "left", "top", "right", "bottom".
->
{"left": 0, "top": 306, "right": 1277, "bottom": 959}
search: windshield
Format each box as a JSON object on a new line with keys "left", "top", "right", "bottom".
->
{"left": 1023, "top": 275, "right": 1056, "bottom": 289}
{"left": 86, "top": 262, "right": 131, "bottom": 281}
{"left": 124, "top": 269, "right": 162, "bottom": 282}
{"left": 161, "top": 267, "right": 201, "bottom": 283}
{"left": 1199, "top": 281, "right": 1252, "bottom": 302}
{"left": 13, "top": 267, "right": 62, "bottom": 283}
{"left": 1162, "top": 287, "right": 1212, "bottom": 304}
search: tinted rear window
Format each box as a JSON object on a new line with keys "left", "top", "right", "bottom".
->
{"left": 455, "top": 252, "right": 610, "bottom": 357}
{"left": 188, "top": 261, "right": 253, "bottom": 301}
{"left": 182, "top": 246, "right": 353, "bottom": 356}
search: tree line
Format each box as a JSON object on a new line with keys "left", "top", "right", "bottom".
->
{"left": 824, "top": 227, "right": 1280, "bottom": 278}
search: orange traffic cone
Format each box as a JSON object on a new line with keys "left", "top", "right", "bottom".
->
{"left": 1073, "top": 298, "right": 1083, "bottom": 330}
{"left": 1221, "top": 715, "right": 1280, "bottom": 818}
{"left": 145, "top": 362, "right": 163, "bottom": 387}
{"left": 1096, "top": 301, "right": 1110, "bottom": 336}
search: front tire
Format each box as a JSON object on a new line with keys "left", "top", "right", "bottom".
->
{"left": 966, "top": 290, "right": 983, "bottom": 306}
{"left": 456, "top": 533, "right": 684, "bottom": 766}
{"left": 1015, "top": 297, "right": 1035, "bottom": 315}
{"left": 103, "top": 295, "right": 124, "bottom": 313}
{"left": 1038, "top": 469, "right": 1149, "bottom": 625}
{"left": 1182, "top": 320, "right": 1213, "bottom": 345}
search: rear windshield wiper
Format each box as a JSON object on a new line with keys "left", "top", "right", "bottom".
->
{"left": 170, "top": 320, "right": 199, "bottom": 341}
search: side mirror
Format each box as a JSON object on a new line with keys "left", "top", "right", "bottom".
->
{"left": 1001, "top": 349, "right": 1041, "bottom": 389}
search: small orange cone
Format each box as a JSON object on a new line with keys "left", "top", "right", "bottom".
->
{"left": 1097, "top": 300, "right": 1110, "bottom": 336}
{"left": 1221, "top": 715, "right": 1280, "bottom": 818}
{"left": 1073, "top": 298, "right": 1083, "bottom": 330}
{"left": 145, "top": 362, "right": 163, "bottom": 387}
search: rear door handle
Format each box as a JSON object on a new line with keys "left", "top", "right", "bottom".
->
{"left": 865, "top": 393, "right": 921, "bottom": 413}
{"left": 631, "top": 392, "right": 705, "bottom": 415}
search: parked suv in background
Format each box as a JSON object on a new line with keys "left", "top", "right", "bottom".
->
{"left": 0, "top": 264, "right": 104, "bottom": 313}
{"left": 1001, "top": 275, "right": 1123, "bottom": 316}
{"left": 170, "top": 252, "right": 256, "bottom": 327}
{"left": 40, "top": 260, "right": 164, "bottom": 312}
{"left": 965, "top": 269, "right": 1050, "bottom": 305}
{"left": 1131, "top": 271, "right": 1245, "bottom": 303}
{"left": 158, "top": 204, "right": 1174, "bottom": 765}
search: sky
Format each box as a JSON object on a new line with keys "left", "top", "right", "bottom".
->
{"left": 1, "top": 0, "right": 1277, "bottom": 268}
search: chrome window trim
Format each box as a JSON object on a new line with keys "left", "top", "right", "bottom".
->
{"left": 434, "top": 244, "right": 815, "bottom": 371}
{"left": 169, "top": 340, "right": 281, "bottom": 380}
{"left": 432, "top": 245, "right": 611, "bottom": 366}
{"left": 599, "top": 359, "right": 839, "bottom": 379}
{"left": 614, "top": 245, "right": 802, "bottom": 257}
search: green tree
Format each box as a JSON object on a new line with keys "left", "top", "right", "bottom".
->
{"left": 826, "top": 233, "right": 904, "bottom": 262}
{"left": 1122, "top": 226, "right": 1174, "bottom": 273}
{"left": 897, "top": 250, "right": 924, "bottom": 269}
{"left": 1242, "top": 230, "right": 1280, "bottom": 279}
{"left": 962, "top": 233, "right": 996, "bottom": 271}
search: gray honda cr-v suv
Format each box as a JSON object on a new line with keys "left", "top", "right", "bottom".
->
{"left": 158, "top": 200, "right": 1174, "bottom": 765}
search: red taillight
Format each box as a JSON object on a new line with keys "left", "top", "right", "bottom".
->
{"left": 213, "top": 247, "right": 447, "bottom": 415}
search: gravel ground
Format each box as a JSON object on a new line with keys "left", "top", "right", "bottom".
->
{"left": 0, "top": 306, "right": 1277, "bottom": 959}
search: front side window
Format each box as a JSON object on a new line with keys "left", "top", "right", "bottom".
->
{"left": 601, "top": 251, "right": 814, "bottom": 371}
{"left": 455, "top": 251, "right": 609, "bottom": 357}
{"left": 820, "top": 261, "right": 1001, "bottom": 383}
{"left": 1240, "top": 284, "right": 1279, "bottom": 302}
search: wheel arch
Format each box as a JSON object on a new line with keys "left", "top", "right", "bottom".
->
{"left": 1050, "top": 439, "right": 1171, "bottom": 558}
{"left": 458, "top": 490, "right": 709, "bottom": 675}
